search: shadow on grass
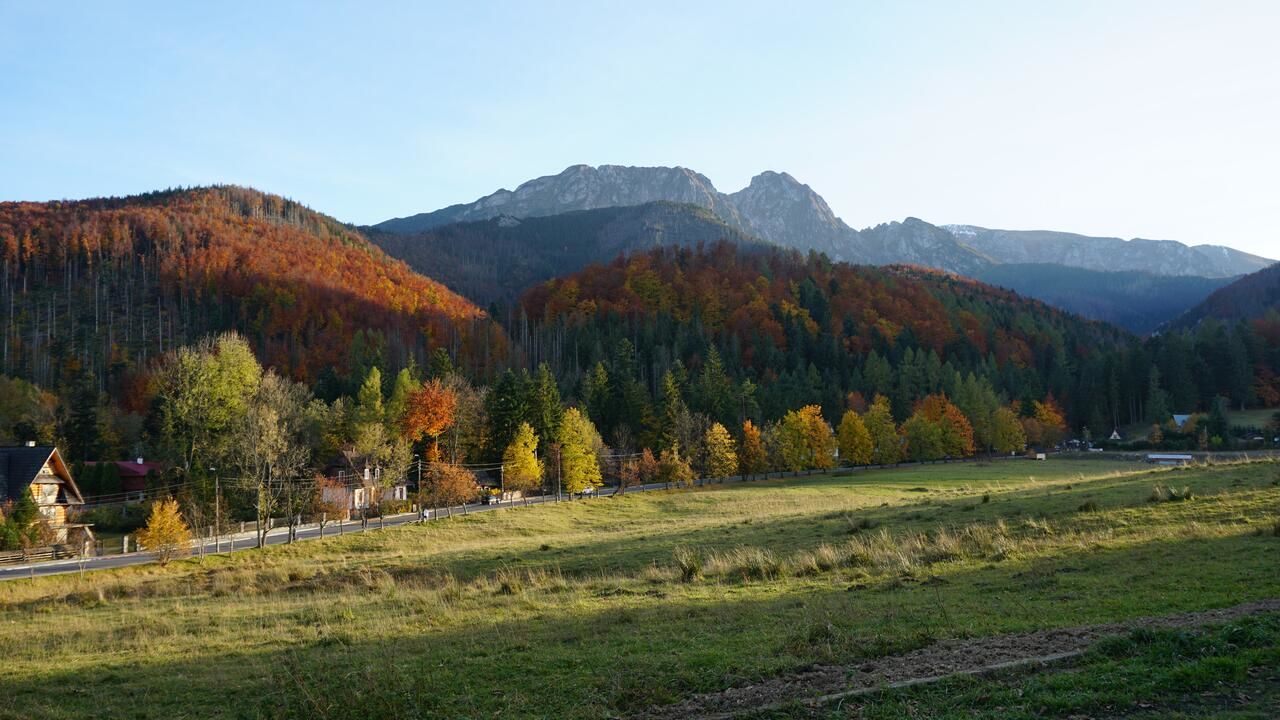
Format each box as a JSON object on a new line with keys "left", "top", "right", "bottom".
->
{"left": 2, "top": 529, "right": 1278, "bottom": 720}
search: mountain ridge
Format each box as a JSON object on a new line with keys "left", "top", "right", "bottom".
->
{"left": 374, "top": 163, "right": 1272, "bottom": 279}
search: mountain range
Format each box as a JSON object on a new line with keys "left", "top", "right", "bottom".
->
{"left": 370, "top": 164, "right": 1273, "bottom": 329}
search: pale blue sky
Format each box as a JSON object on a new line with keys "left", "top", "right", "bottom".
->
{"left": 2, "top": 1, "right": 1277, "bottom": 256}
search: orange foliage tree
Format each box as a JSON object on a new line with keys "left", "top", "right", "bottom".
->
{"left": 402, "top": 379, "right": 458, "bottom": 462}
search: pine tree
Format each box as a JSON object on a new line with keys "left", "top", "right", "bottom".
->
{"left": 658, "top": 369, "right": 686, "bottom": 451}
{"left": 526, "top": 363, "right": 563, "bottom": 452}
{"left": 354, "top": 366, "right": 385, "bottom": 428}
{"left": 385, "top": 368, "right": 419, "bottom": 435}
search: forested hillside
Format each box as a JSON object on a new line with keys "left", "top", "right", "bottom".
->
{"left": 0, "top": 186, "right": 500, "bottom": 398}
{"left": 972, "top": 263, "right": 1234, "bottom": 334}
{"left": 367, "top": 201, "right": 764, "bottom": 306}
{"left": 1169, "top": 262, "right": 1280, "bottom": 329}
{"left": 518, "top": 243, "right": 1278, "bottom": 444}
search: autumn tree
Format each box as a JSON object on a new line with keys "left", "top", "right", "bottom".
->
{"left": 421, "top": 463, "right": 479, "bottom": 515}
{"left": 901, "top": 414, "right": 945, "bottom": 461}
{"left": 558, "top": 408, "right": 604, "bottom": 494}
{"left": 502, "top": 421, "right": 542, "bottom": 493}
{"left": 403, "top": 378, "right": 458, "bottom": 462}
{"left": 864, "top": 394, "right": 902, "bottom": 464}
{"left": 913, "top": 394, "right": 975, "bottom": 457}
{"left": 777, "top": 405, "right": 836, "bottom": 471}
{"left": 657, "top": 445, "right": 696, "bottom": 488}
{"left": 836, "top": 410, "right": 873, "bottom": 466}
{"left": 991, "top": 406, "right": 1027, "bottom": 454}
{"left": 137, "top": 498, "right": 192, "bottom": 565}
{"left": 738, "top": 420, "right": 769, "bottom": 479}
{"left": 704, "top": 422, "right": 738, "bottom": 480}
{"left": 1034, "top": 397, "right": 1068, "bottom": 447}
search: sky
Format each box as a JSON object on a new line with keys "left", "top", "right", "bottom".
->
{"left": 1, "top": 1, "right": 1277, "bottom": 257}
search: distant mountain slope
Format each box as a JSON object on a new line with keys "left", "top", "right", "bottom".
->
{"left": 367, "top": 202, "right": 766, "bottom": 306}
{"left": 946, "top": 225, "right": 1271, "bottom": 278}
{"left": 972, "top": 264, "right": 1235, "bottom": 334}
{"left": 377, "top": 164, "right": 1271, "bottom": 279}
{"left": 1167, "top": 262, "right": 1280, "bottom": 329}
{"left": 520, "top": 241, "right": 1130, "bottom": 424}
{"left": 0, "top": 186, "right": 492, "bottom": 389}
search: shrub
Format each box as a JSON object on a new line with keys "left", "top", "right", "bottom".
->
{"left": 1077, "top": 500, "right": 1100, "bottom": 513}
{"left": 1149, "top": 484, "right": 1194, "bottom": 503}
{"left": 135, "top": 499, "right": 192, "bottom": 565}
{"left": 672, "top": 546, "right": 703, "bottom": 582}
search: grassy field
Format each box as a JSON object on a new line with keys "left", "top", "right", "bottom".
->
{"left": 2, "top": 457, "right": 1278, "bottom": 719}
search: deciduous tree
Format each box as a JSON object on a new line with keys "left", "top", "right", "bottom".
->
{"left": 137, "top": 498, "right": 192, "bottom": 565}
{"left": 836, "top": 410, "right": 873, "bottom": 466}
{"left": 502, "top": 422, "right": 542, "bottom": 492}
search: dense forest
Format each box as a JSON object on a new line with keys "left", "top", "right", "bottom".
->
{"left": 1168, "top": 261, "right": 1280, "bottom": 330}
{"left": 0, "top": 191, "right": 1275, "bottom": 542}
{"left": 971, "top": 263, "right": 1233, "bottom": 334}
{"left": 0, "top": 186, "right": 502, "bottom": 399}
{"left": 518, "top": 243, "right": 1279, "bottom": 442}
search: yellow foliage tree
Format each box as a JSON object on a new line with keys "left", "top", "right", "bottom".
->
{"left": 703, "top": 422, "right": 738, "bottom": 479}
{"left": 136, "top": 498, "right": 192, "bottom": 565}
{"left": 502, "top": 422, "right": 542, "bottom": 492}
{"left": 836, "top": 410, "right": 873, "bottom": 466}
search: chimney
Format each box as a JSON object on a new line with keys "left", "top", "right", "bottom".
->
{"left": 25, "top": 440, "right": 35, "bottom": 447}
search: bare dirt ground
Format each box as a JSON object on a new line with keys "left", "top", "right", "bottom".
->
{"left": 635, "top": 598, "right": 1280, "bottom": 720}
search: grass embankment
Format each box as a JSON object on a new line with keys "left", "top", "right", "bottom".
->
{"left": 1, "top": 458, "right": 1278, "bottom": 719}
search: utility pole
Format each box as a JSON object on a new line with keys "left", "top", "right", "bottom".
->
{"left": 500, "top": 464, "right": 505, "bottom": 502}
{"left": 210, "top": 467, "right": 220, "bottom": 553}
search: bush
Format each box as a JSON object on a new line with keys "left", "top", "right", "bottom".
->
{"left": 1149, "top": 484, "right": 1195, "bottom": 503}
{"left": 672, "top": 546, "right": 703, "bottom": 582}
{"left": 78, "top": 505, "right": 147, "bottom": 533}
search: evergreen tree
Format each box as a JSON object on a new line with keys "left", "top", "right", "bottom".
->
{"left": 1145, "top": 366, "right": 1169, "bottom": 424}
{"left": 526, "top": 363, "right": 563, "bottom": 453}
{"left": 657, "top": 369, "right": 686, "bottom": 451}
{"left": 486, "top": 370, "right": 529, "bottom": 460}
{"left": 354, "top": 367, "right": 385, "bottom": 429}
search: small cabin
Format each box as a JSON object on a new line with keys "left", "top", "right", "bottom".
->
{"left": 0, "top": 444, "right": 93, "bottom": 544}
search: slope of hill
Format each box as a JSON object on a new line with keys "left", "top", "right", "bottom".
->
{"left": 367, "top": 202, "right": 766, "bottom": 306}
{"left": 375, "top": 163, "right": 1270, "bottom": 278}
{"left": 0, "top": 186, "right": 493, "bottom": 391}
{"left": 520, "top": 241, "right": 1130, "bottom": 426}
{"left": 972, "top": 264, "right": 1235, "bottom": 334}
{"left": 1168, "top": 262, "right": 1280, "bottom": 329}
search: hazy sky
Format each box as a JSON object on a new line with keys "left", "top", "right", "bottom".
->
{"left": 2, "top": 1, "right": 1277, "bottom": 257}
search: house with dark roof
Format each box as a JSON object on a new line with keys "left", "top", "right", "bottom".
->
{"left": 1, "top": 444, "right": 91, "bottom": 545}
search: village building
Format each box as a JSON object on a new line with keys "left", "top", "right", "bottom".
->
{"left": 81, "top": 457, "right": 167, "bottom": 500}
{"left": 0, "top": 444, "right": 93, "bottom": 546}
{"left": 320, "top": 453, "right": 408, "bottom": 519}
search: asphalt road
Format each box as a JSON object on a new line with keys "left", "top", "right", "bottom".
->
{"left": 0, "top": 482, "right": 670, "bottom": 581}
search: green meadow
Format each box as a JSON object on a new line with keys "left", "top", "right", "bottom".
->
{"left": 2, "top": 457, "right": 1278, "bottom": 719}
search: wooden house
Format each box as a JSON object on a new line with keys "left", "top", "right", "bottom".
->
{"left": 0, "top": 444, "right": 93, "bottom": 545}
